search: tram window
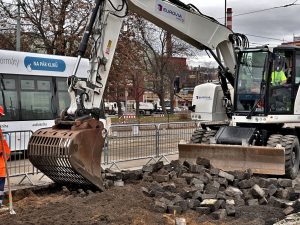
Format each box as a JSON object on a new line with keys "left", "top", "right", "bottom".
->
{"left": 0, "top": 91, "right": 19, "bottom": 121}
{"left": 21, "top": 79, "right": 35, "bottom": 90}
{"left": 20, "top": 77, "right": 53, "bottom": 120}
{"left": 57, "top": 92, "right": 70, "bottom": 114}
{"left": 56, "top": 79, "right": 70, "bottom": 115}
{"left": 57, "top": 79, "right": 68, "bottom": 90}
{"left": 37, "top": 80, "right": 51, "bottom": 91}
{"left": 0, "top": 77, "right": 19, "bottom": 121}
{"left": 3, "top": 79, "right": 16, "bottom": 89}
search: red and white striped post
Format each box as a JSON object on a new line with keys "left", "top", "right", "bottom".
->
{"left": 226, "top": 8, "right": 233, "bottom": 30}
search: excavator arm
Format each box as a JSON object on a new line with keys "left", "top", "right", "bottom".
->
{"left": 27, "top": 0, "right": 245, "bottom": 190}
{"left": 66, "top": 0, "right": 127, "bottom": 118}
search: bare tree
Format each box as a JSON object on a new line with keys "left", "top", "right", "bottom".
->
{"left": 105, "top": 17, "right": 145, "bottom": 116}
{"left": 131, "top": 67, "right": 145, "bottom": 116}
{"left": 0, "top": 0, "right": 92, "bottom": 55}
{"left": 134, "top": 16, "right": 192, "bottom": 113}
{"left": 105, "top": 45, "right": 128, "bottom": 116}
{"left": 165, "top": 57, "right": 188, "bottom": 113}
{"left": 105, "top": 14, "right": 144, "bottom": 116}
{"left": 0, "top": 2, "right": 20, "bottom": 50}
{"left": 0, "top": 30, "right": 16, "bottom": 50}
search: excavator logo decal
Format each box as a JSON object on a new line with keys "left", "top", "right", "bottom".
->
{"left": 158, "top": 4, "right": 163, "bottom": 11}
{"left": 196, "top": 96, "right": 212, "bottom": 100}
{"left": 156, "top": 0, "right": 185, "bottom": 23}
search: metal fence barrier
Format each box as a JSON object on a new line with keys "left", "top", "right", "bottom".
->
{"left": 104, "top": 124, "right": 158, "bottom": 169}
{"left": 104, "top": 122, "right": 199, "bottom": 169}
{"left": 158, "top": 122, "right": 198, "bottom": 157}
{"left": 3, "top": 122, "right": 199, "bottom": 181}
{"left": 4, "top": 130, "right": 35, "bottom": 184}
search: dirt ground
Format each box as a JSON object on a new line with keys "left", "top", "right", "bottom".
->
{"left": 0, "top": 181, "right": 285, "bottom": 225}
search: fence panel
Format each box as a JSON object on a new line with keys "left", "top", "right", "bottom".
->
{"left": 105, "top": 124, "right": 158, "bottom": 165}
{"left": 3, "top": 122, "right": 199, "bottom": 178}
{"left": 158, "top": 122, "right": 198, "bottom": 156}
{"left": 4, "top": 130, "right": 35, "bottom": 181}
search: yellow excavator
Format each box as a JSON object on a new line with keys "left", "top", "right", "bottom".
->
{"left": 28, "top": 0, "right": 300, "bottom": 190}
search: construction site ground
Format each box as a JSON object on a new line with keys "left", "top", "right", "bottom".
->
{"left": 1, "top": 156, "right": 300, "bottom": 225}
{"left": 0, "top": 182, "right": 286, "bottom": 225}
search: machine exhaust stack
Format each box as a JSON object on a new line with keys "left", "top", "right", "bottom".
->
{"left": 226, "top": 8, "right": 233, "bottom": 30}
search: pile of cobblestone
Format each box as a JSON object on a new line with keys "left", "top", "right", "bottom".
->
{"left": 104, "top": 158, "right": 300, "bottom": 222}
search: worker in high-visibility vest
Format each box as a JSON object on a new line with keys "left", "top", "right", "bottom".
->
{"left": 0, "top": 106, "right": 10, "bottom": 210}
{"left": 271, "top": 63, "right": 287, "bottom": 85}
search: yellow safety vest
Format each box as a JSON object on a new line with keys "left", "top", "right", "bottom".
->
{"left": 271, "top": 70, "right": 286, "bottom": 85}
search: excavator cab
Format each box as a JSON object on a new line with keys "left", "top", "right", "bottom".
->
{"left": 234, "top": 46, "right": 297, "bottom": 118}
{"left": 235, "top": 48, "right": 269, "bottom": 113}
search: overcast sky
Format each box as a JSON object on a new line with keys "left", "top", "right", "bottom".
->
{"left": 180, "top": 0, "right": 300, "bottom": 67}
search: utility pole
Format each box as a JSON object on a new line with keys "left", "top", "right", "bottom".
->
{"left": 224, "top": 0, "right": 227, "bottom": 26}
{"left": 16, "top": 0, "right": 21, "bottom": 51}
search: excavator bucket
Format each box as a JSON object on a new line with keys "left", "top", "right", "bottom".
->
{"left": 28, "top": 119, "right": 105, "bottom": 191}
{"left": 178, "top": 143, "right": 285, "bottom": 175}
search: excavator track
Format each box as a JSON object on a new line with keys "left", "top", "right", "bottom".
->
{"left": 28, "top": 119, "right": 105, "bottom": 191}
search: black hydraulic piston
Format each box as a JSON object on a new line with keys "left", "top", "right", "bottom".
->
{"left": 78, "top": 0, "right": 104, "bottom": 56}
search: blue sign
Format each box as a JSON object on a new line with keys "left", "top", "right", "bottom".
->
{"left": 24, "top": 56, "right": 66, "bottom": 72}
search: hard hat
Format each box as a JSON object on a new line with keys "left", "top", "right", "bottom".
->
{"left": 0, "top": 106, "right": 5, "bottom": 116}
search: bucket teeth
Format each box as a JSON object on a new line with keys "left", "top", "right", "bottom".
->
{"left": 28, "top": 125, "right": 105, "bottom": 191}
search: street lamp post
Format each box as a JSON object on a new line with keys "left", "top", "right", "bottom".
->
{"left": 125, "top": 90, "right": 128, "bottom": 114}
{"left": 16, "top": 0, "right": 21, "bottom": 51}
